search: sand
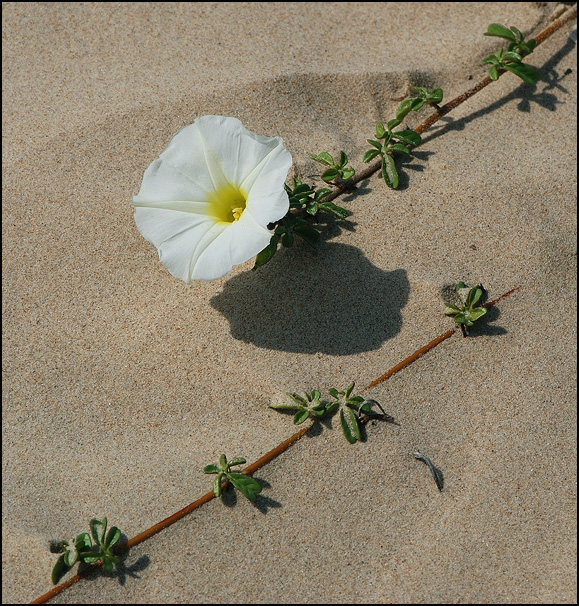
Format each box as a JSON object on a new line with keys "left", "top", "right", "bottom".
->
{"left": 2, "top": 2, "right": 577, "bottom": 603}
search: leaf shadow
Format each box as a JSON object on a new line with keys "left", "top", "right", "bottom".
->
{"left": 422, "top": 37, "right": 576, "bottom": 145}
{"left": 211, "top": 242, "right": 409, "bottom": 355}
{"left": 467, "top": 304, "right": 507, "bottom": 337}
{"left": 220, "top": 478, "right": 282, "bottom": 513}
{"left": 396, "top": 150, "right": 436, "bottom": 191}
{"left": 76, "top": 536, "right": 151, "bottom": 587}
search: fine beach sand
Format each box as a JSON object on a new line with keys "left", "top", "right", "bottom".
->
{"left": 2, "top": 2, "right": 577, "bottom": 603}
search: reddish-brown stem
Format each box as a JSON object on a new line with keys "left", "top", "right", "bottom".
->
{"left": 363, "top": 328, "right": 457, "bottom": 391}
{"left": 483, "top": 285, "right": 521, "bottom": 308}
{"left": 321, "top": 4, "right": 577, "bottom": 204}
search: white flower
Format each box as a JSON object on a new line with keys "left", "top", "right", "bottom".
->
{"left": 132, "top": 116, "right": 292, "bottom": 282}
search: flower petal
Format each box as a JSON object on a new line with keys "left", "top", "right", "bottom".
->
{"left": 191, "top": 210, "right": 272, "bottom": 281}
{"left": 136, "top": 125, "right": 215, "bottom": 201}
{"left": 133, "top": 206, "right": 218, "bottom": 282}
{"left": 195, "top": 116, "right": 291, "bottom": 191}
{"left": 244, "top": 144, "right": 292, "bottom": 224}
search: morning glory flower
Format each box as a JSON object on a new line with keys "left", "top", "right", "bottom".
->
{"left": 132, "top": 116, "right": 292, "bottom": 282}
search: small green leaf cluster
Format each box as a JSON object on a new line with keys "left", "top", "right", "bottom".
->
{"left": 364, "top": 91, "right": 431, "bottom": 189}
{"left": 203, "top": 454, "right": 262, "bottom": 502}
{"left": 309, "top": 151, "right": 356, "bottom": 182}
{"left": 409, "top": 86, "right": 444, "bottom": 108}
{"left": 253, "top": 179, "right": 348, "bottom": 270}
{"left": 286, "top": 178, "right": 349, "bottom": 220}
{"left": 270, "top": 382, "right": 382, "bottom": 444}
{"left": 269, "top": 389, "right": 326, "bottom": 425}
{"left": 483, "top": 24, "right": 540, "bottom": 84}
{"left": 52, "top": 517, "right": 121, "bottom": 584}
{"left": 444, "top": 282, "right": 487, "bottom": 327}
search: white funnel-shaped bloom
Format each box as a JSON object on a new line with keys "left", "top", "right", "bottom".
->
{"left": 132, "top": 116, "right": 292, "bottom": 282}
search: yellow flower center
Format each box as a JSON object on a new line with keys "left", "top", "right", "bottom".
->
{"left": 207, "top": 183, "right": 247, "bottom": 223}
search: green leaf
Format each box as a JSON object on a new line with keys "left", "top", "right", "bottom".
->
{"left": 63, "top": 544, "right": 79, "bottom": 568}
{"left": 314, "top": 188, "right": 332, "bottom": 201}
{"left": 328, "top": 388, "right": 340, "bottom": 399}
{"left": 305, "top": 202, "right": 319, "bottom": 216}
{"left": 338, "top": 151, "right": 348, "bottom": 167}
{"left": 363, "top": 149, "right": 381, "bottom": 163}
{"left": 454, "top": 312, "right": 469, "bottom": 325}
{"left": 429, "top": 88, "right": 443, "bottom": 104}
{"left": 287, "top": 392, "right": 307, "bottom": 405}
{"left": 348, "top": 407, "right": 362, "bottom": 441}
{"left": 344, "top": 382, "right": 355, "bottom": 397}
{"left": 311, "top": 404, "right": 327, "bottom": 417}
{"left": 76, "top": 533, "right": 92, "bottom": 552}
{"left": 386, "top": 118, "right": 401, "bottom": 132}
{"left": 504, "top": 62, "right": 541, "bottom": 84}
{"left": 392, "top": 129, "right": 421, "bottom": 147}
{"left": 524, "top": 38, "right": 536, "bottom": 53}
{"left": 396, "top": 98, "right": 423, "bottom": 120}
{"left": 348, "top": 395, "right": 364, "bottom": 406}
{"left": 214, "top": 475, "right": 223, "bottom": 498}
{"left": 324, "top": 401, "right": 339, "bottom": 415}
{"left": 269, "top": 402, "right": 301, "bottom": 411}
{"left": 367, "top": 139, "right": 383, "bottom": 150}
{"left": 293, "top": 409, "right": 311, "bottom": 425}
{"left": 253, "top": 235, "right": 279, "bottom": 270}
{"left": 105, "top": 526, "right": 121, "bottom": 549}
{"left": 482, "top": 55, "right": 499, "bottom": 66}
{"left": 375, "top": 122, "right": 386, "bottom": 138}
{"left": 228, "top": 457, "right": 247, "bottom": 467}
{"left": 228, "top": 472, "right": 262, "bottom": 502}
{"left": 339, "top": 409, "right": 357, "bottom": 444}
{"left": 465, "top": 285, "right": 484, "bottom": 308}
{"left": 389, "top": 143, "right": 411, "bottom": 156}
{"left": 467, "top": 307, "right": 487, "bottom": 322}
{"left": 293, "top": 183, "right": 311, "bottom": 195}
{"left": 90, "top": 518, "right": 106, "bottom": 546}
{"left": 52, "top": 554, "right": 69, "bottom": 585}
{"left": 444, "top": 304, "right": 461, "bottom": 316}
{"left": 321, "top": 168, "right": 340, "bottom": 182}
{"left": 281, "top": 232, "right": 294, "bottom": 247}
{"left": 293, "top": 223, "right": 321, "bottom": 247}
{"left": 203, "top": 464, "right": 220, "bottom": 474}
{"left": 79, "top": 552, "right": 101, "bottom": 564}
{"left": 485, "top": 23, "right": 517, "bottom": 42}
{"left": 309, "top": 152, "right": 334, "bottom": 166}
{"left": 510, "top": 25, "right": 524, "bottom": 41}
{"left": 381, "top": 155, "right": 399, "bottom": 189}
{"left": 319, "top": 201, "right": 349, "bottom": 219}
{"left": 341, "top": 167, "right": 355, "bottom": 180}
{"left": 488, "top": 65, "right": 499, "bottom": 81}
{"left": 503, "top": 51, "right": 522, "bottom": 62}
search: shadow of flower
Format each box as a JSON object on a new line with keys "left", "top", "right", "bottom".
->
{"left": 211, "top": 242, "right": 409, "bottom": 355}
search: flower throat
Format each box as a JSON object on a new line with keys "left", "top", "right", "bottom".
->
{"left": 207, "top": 183, "right": 247, "bottom": 223}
